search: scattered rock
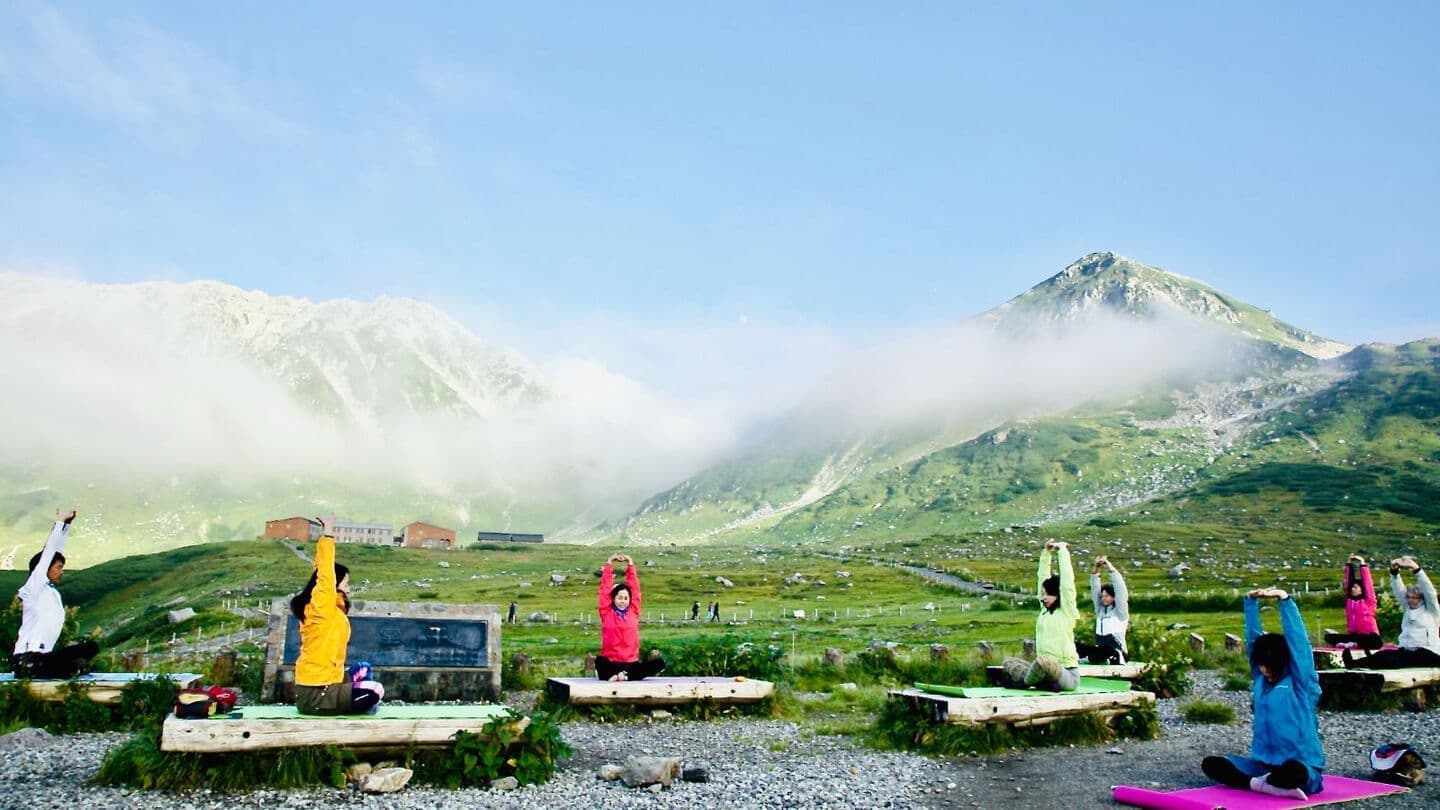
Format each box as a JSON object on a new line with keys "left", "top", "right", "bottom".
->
{"left": 682, "top": 764, "right": 710, "bottom": 783}
{"left": 0, "top": 727, "right": 56, "bottom": 751}
{"left": 622, "top": 756, "right": 682, "bottom": 787}
{"left": 598, "top": 764, "right": 625, "bottom": 781}
{"left": 650, "top": 709, "right": 672, "bottom": 720}
{"left": 345, "top": 762, "right": 374, "bottom": 783}
{"left": 549, "top": 574, "right": 568, "bottom": 585}
{"left": 528, "top": 611, "right": 552, "bottom": 623}
{"left": 492, "top": 776, "right": 519, "bottom": 790}
{"left": 166, "top": 607, "right": 196, "bottom": 624}
{"left": 715, "top": 576, "right": 734, "bottom": 588}
{"left": 824, "top": 647, "right": 845, "bottom": 667}
{"left": 360, "top": 766, "right": 413, "bottom": 794}
{"left": 648, "top": 782, "right": 664, "bottom": 793}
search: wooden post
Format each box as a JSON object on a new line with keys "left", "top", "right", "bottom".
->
{"left": 930, "top": 643, "right": 948, "bottom": 663}
{"left": 1224, "top": 633, "right": 1243, "bottom": 653}
{"left": 211, "top": 647, "right": 237, "bottom": 685}
{"left": 1189, "top": 633, "right": 1205, "bottom": 654}
{"left": 978, "top": 641, "right": 995, "bottom": 661}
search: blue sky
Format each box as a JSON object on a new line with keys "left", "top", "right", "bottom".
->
{"left": 2, "top": 1, "right": 1437, "bottom": 398}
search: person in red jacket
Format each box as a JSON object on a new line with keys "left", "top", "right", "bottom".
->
{"left": 596, "top": 553, "right": 666, "bottom": 681}
{"left": 1323, "top": 555, "right": 1382, "bottom": 650}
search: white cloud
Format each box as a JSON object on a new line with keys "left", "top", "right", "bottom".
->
{"left": 0, "top": 5, "right": 298, "bottom": 141}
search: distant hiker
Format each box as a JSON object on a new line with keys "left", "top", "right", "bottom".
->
{"left": 1323, "top": 555, "right": 1382, "bottom": 650}
{"left": 11, "top": 509, "right": 99, "bottom": 678}
{"left": 508, "top": 600, "right": 518, "bottom": 624}
{"left": 1075, "top": 555, "right": 1129, "bottom": 664}
{"left": 292, "top": 516, "right": 385, "bottom": 715}
{"left": 1345, "top": 556, "right": 1440, "bottom": 670}
{"left": 691, "top": 600, "right": 700, "bottom": 621}
{"left": 1201, "top": 587, "right": 1324, "bottom": 799}
{"left": 1001, "top": 540, "right": 1080, "bottom": 691}
{"left": 709, "top": 600, "right": 720, "bottom": 623}
{"left": 596, "top": 553, "right": 666, "bottom": 681}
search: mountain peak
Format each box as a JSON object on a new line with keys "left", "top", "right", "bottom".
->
{"left": 987, "top": 253, "right": 1351, "bottom": 360}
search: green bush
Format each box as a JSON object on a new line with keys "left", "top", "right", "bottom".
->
{"left": 1127, "top": 619, "right": 1194, "bottom": 697}
{"left": 0, "top": 676, "right": 177, "bottom": 734}
{"left": 870, "top": 695, "right": 1158, "bottom": 755}
{"left": 1182, "top": 699, "right": 1235, "bottom": 724}
{"left": 96, "top": 726, "right": 352, "bottom": 790}
{"left": 414, "top": 710, "right": 570, "bottom": 788}
{"left": 662, "top": 634, "right": 786, "bottom": 681}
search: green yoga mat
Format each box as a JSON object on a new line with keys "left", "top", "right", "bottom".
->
{"left": 233, "top": 704, "right": 513, "bottom": 721}
{"left": 915, "top": 677, "right": 1132, "bottom": 698}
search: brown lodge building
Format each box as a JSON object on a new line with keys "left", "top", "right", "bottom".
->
{"left": 263, "top": 517, "right": 455, "bottom": 550}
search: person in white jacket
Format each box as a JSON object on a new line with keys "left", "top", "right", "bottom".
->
{"left": 1076, "top": 555, "right": 1130, "bottom": 664}
{"left": 10, "top": 510, "right": 99, "bottom": 678}
{"left": 1344, "top": 556, "right": 1440, "bottom": 670}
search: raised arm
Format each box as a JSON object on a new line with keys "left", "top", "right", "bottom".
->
{"left": 598, "top": 559, "right": 615, "bottom": 614}
{"left": 1276, "top": 595, "right": 1319, "bottom": 694}
{"left": 1391, "top": 569, "right": 1408, "bottom": 604}
{"left": 1109, "top": 567, "right": 1130, "bottom": 621}
{"left": 626, "top": 561, "right": 641, "bottom": 613}
{"left": 1089, "top": 571, "right": 1104, "bottom": 614}
{"left": 1035, "top": 548, "right": 1050, "bottom": 598}
{"left": 19, "top": 518, "right": 71, "bottom": 600}
{"left": 308, "top": 533, "right": 338, "bottom": 621}
{"left": 1418, "top": 569, "right": 1439, "bottom": 616}
{"left": 1359, "top": 564, "right": 1376, "bottom": 608}
{"left": 1244, "top": 596, "right": 1265, "bottom": 648}
{"left": 1057, "top": 544, "right": 1078, "bottom": 618}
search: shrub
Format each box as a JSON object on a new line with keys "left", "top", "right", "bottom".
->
{"left": 414, "top": 710, "right": 570, "bottom": 788}
{"left": 0, "top": 676, "right": 178, "bottom": 734}
{"left": 870, "top": 695, "right": 1158, "bottom": 755}
{"left": 1127, "top": 619, "right": 1194, "bottom": 698}
{"left": 96, "top": 727, "right": 352, "bottom": 790}
{"left": 663, "top": 634, "right": 786, "bottom": 681}
{"left": 1182, "top": 699, "right": 1235, "bottom": 724}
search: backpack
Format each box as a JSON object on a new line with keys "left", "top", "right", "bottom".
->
{"left": 173, "top": 688, "right": 216, "bottom": 719}
{"left": 1370, "top": 743, "right": 1425, "bottom": 787}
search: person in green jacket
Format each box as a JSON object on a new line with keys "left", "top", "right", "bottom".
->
{"left": 1001, "top": 540, "right": 1081, "bottom": 691}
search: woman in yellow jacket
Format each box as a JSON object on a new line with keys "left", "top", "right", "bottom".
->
{"left": 292, "top": 518, "right": 385, "bottom": 715}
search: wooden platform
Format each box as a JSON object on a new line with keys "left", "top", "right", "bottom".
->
{"left": 160, "top": 703, "right": 516, "bottom": 752}
{"left": 546, "top": 676, "right": 773, "bottom": 706}
{"left": 1312, "top": 645, "right": 1398, "bottom": 670}
{"left": 890, "top": 686, "right": 1155, "bottom": 727}
{"left": 1319, "top": 667, "right": 1440, "bottom": 693}
{"left": 985, "top": 662, "right": 1150, "bottom": 683}
{"left": 0, "top": 672, "right": 202, "bottom": 704}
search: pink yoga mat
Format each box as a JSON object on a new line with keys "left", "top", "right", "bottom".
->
{"left": 1112, "top": 775, "right": 1407, "bottom": 809}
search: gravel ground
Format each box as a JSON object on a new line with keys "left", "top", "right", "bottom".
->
{"left": 1, "top": 672, "right": 1435, "bottom": 809}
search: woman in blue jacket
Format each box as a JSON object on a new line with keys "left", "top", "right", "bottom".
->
{"left": 1201, "top": 587, "right": 1324, "bottom": 799}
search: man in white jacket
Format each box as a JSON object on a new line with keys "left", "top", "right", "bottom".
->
{"left": 10, "top": 509, "right": 99, "bottom": 678}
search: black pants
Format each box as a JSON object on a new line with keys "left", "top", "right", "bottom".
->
{"left": 1202, "top": 756, "right": 1309, "bottom": 790}
{"left": 1075, "top": 634, "right": 1126, "bottom": 664}
{"left": 1352, "top": 647, "right": 1440, "bottom": 670}
{"left": 1322, "top": 631, "right": 1383, "bottom": 649}
{"left": 595, "top": 655, "right": 666, "bottom": 681}
{"left": 10, "top": 640, "right": 100, "bottom": 679}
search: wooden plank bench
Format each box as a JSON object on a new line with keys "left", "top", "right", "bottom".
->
{"left": 985, "top": 662, "right": 1152, "bottom": 683}
{"left": 546, "top": 676, "right": 773, "bottom": 706}
{"left": 1320, "top": 667, "right": 1440, "bottom": 693}
{"left": 889, "top": 686, "right": 1155, "bottom": 728}
{"left": 160, "top": 703, "right": 516, "bottom": 753}
{"left": 0, "top": 672, "right": 202, "bottom": 704}
{"left": 1311, "top": 644, "right": 1398, "bottom": 670}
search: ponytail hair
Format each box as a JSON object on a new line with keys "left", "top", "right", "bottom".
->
{"left": 291, "top": 563, "right": 351, "bottom": 621}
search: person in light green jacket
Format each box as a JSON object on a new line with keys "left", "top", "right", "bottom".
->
{"left": 1001, "top": 540, "right": 1081, "bottom": 691}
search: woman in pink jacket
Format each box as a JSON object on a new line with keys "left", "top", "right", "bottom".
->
{"left": 596, "top": 553, "right": 666, "bottom": 681}
{"left": 1323, "top": 554, "right": 1382, "bottom": 650}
